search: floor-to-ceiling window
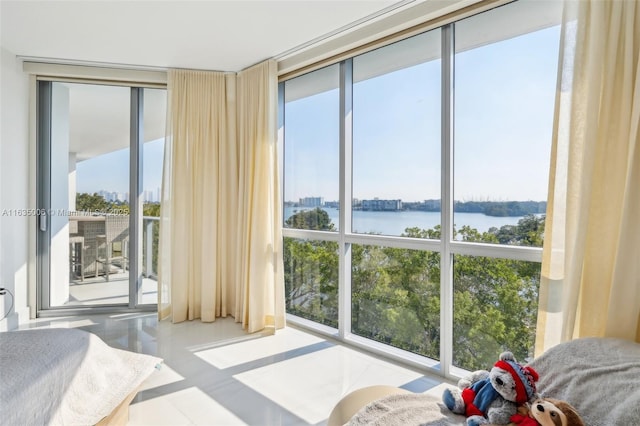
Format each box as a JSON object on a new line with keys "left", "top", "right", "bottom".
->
{"left": 37, "top": 81, "right": 166, "bottom": 311}
{"left": 350, "top": 30, "right": 442, "bottom": 360}
{"left": 283, "top": 65, "right": 340, "bottom": 327}
{"left": 451, "top": 4, "right": 558, "bottom": 372}
{"left": 281, "top": 0, "right": 561, "bottom": 376}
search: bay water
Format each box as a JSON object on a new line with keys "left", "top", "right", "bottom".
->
{"left": 284, "top": 206, "right": 526, "bottom": 236}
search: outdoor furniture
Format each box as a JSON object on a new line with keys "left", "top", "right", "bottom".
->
{"left": 68, "top": 220, "right": 85, "bottom": 281}
{"left": 70, "top": 215, "right": 105, "bottom": 278}
{"left": 69, "top": 234, "right": 85, "bottom": 281}
{"left": 95, "top": 215, "right": 129, "bottom": 281}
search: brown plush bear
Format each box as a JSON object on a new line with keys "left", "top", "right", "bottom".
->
{"left": 510, "top": 398, "right": 585, "bottom": 426}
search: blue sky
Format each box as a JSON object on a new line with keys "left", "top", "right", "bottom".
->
{"left": 284, "top": 24, "right": 561, "bottom": 203}
{"left": 77, "top": 138, "right": 164, "bottom": 196}
{"left": 77, "top": 23, "right": 560, "bottom": 204}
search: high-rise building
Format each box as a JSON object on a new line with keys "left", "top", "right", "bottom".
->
{"left": 299, "top": 197, "right": 324, "bottom": 207}
{"left": 361, "top": 199, "right": 402, "bottom": 211}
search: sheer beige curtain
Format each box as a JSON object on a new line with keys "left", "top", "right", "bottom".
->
{"left": 536, "top": 0, "right": 640, "bottom": 354}
{"left": 159, "top": 62, "right": 284, "bottom": 333}
{"left": 236, "top": 61, "right": 285, "bottom": 333}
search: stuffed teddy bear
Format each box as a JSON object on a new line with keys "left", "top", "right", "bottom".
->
{"left": 442, "top": 351, "right": 539, "bottom": 426}
{"left": 510, "top": 398, "right": 585, "bottom": 426}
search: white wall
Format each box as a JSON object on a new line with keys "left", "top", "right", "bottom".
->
{"left": 0, "top": 46, "right": 30, "bottom": 331}
{"left": 69, "top": 152, "right": 77, "bottom": 210}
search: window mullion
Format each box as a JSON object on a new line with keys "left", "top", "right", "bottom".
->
{"left": 338, "top": 59, "right": 353, "bottom": 339}
{"left": 440, "top": 23, "right": 455, "bottom": 379}
{"left": 129, "top": 88, "right": 143, "bottom": 308}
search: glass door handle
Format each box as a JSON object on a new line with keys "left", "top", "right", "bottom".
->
{"left": 39, "top": 213, "right": 47, "bottom": 232}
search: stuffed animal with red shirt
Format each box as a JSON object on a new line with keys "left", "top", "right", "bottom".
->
{"left": 510, "top": 398, "right": 585, "bottom": 426}
{"left": 443, "top": 352, "right": 539, "bottom": 426}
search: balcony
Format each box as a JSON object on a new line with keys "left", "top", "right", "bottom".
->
{"left": 64, "top": 216, "right": 159, "bottom": 307}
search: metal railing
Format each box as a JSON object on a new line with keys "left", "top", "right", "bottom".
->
{"left": 142, "top": 216, "right": 159, "bottom": 280}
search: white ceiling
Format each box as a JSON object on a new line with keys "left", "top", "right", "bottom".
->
{"left": 1, "top": 0, "right": 561, "bottom": 163}
{"left": 0, "top": 0, "right": 409, "bottom": 72}
{"left": 1, "top": 0, "right": 562, "bottom": 164}
{"left": 1, "top": 1, "right": 420, "bottom": 161}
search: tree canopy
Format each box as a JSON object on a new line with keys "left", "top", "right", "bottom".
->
{"left": 284, "top": 207, "right": 335, "bottom": 231}
{"left": 284, "top": 210, "right": 544, "bottom": 371}
{"left": 76, "top": 192, "right": 111, "bottom": 212}
{"left": 75, "top": 192, "right": 161, "bottom": 217}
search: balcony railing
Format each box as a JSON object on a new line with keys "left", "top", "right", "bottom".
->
{"left": 143, "top": 216, "right": 159, "bottom": 280}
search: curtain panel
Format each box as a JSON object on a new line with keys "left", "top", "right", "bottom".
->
{"left": 536, "top": 0, "right": 640, "bottom": 353}
{"left": 236, "top": 61, "right": 285, "bottom": 332}
{"left": 159, "top": 61, "right": 284, "bottom": 333}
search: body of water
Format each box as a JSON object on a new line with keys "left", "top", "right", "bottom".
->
{"left": 284, "top": 206, "right": 527, "bottom": 236}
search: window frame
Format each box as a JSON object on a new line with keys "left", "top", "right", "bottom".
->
{"left": 34, "top": 79, "right": 165, "bottom": 315}
{"left": 280, "top": 5, "right": 553, "bottom": 379}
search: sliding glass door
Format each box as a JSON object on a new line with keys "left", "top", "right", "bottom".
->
{"left": 36, "top": 81, "right": 165, "bottom": 311}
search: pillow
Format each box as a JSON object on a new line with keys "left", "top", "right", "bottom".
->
{"left": 528, "top": 337, "right": 640, "bottom": 426}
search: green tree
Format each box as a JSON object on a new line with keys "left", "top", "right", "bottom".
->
{"left": 144, "top": 203, "right": 161, "bottom": 217}
{"left": 75, "top": 192, "right": 131, "bottom": 215}
{"left": 284, "top": 211, "right": 546, "bottom": 371}
{"left": 285, "top": 208, "right": 335, "bottom": 231}
{"left": 76, "top": 193, "right": 110, "bottom": 212}
{"left": 284, "top": 208, "right": 338, "bottom": 327}
{"left": 351, "top": 242, "right": 441, "bottom": 358}
{"left": 450, "top": 220, "right": 543, "bottom": 369}
{"left": 452, "top": 253, "right": 539, "bottom": 370}
{"left": 143, "top": 203, "right": 161, "bottom": 275}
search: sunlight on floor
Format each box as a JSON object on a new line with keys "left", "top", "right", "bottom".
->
{"left": 66, "top": 274, "right": 157, "bottom": 306}
{"left": 129, "top": 387, "right": 245, "bottom": 426}
{"left": 22, "top": 314, "right": 446, "bottom": 425}
{"left": 194, "top": 327, "right": 326, "bottom": 370}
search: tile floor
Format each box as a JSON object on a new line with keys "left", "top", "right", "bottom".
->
{"left": 66, "top": 273, "right": 158, "bottom": 306}
{"left": 20, "top": 313, "right": 451, "bottom": 425}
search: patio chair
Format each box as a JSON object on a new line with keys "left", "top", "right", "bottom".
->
{"left": 95, "top": 215, "right": 129, "bottom": 281}
{"left": 69, "top": 219, "right": 85, "bottom": 282}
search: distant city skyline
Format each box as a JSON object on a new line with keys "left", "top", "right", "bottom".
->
{"left": 92, "top": 188, "right": 161, "bottom": 204}
{"left": 285, "top": 195, "right": 547, "bottom": 204}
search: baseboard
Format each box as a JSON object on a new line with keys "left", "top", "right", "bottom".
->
{"left": 0, "top": 312, "right": 19, "bottom": 331}
{"left": 0, "top": 306, "right": 30, "bottom": 331}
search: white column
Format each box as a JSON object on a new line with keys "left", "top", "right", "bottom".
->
{"left": 68, "top": 152, "right": 77, "bottom": 211}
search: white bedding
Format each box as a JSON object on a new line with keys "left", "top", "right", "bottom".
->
{"left": 0, "top": 328, "right": 161, "bottom": 425}
{"left": 528, "top": 337, "right": 640, "bottom": 426}
{"left": 346, "top": 337, "right": 640, "bottom": 426}
{"left": 348, "top": 392, "right": 464, "bottom": 425}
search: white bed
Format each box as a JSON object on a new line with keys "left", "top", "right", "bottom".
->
{"left": 0, "top": 328, "right": 161, "bottom": 425}
{"left": 331, "top": 337, "right": 640, "bottom": 425}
